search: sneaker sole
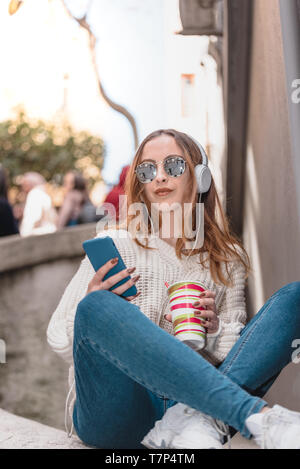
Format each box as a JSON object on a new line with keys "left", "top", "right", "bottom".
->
{"left": 171, "top": 435, "right": 223, "bottom": 449}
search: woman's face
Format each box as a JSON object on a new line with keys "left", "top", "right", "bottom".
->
{"left": 139, "top": 135, "right": 192, "bottom": 210}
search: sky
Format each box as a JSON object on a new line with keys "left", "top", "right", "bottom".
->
{"left": 0, "top": 0, "right": 221, "bottom": 191}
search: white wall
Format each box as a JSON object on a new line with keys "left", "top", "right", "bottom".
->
{"left": 0, "top": 0, "right": 225, "bottom": 197}
{"left": 162, "top": 0, "right": 225, "bottom": 205}
{"left": 89, "top": 0, "right": 225, "bottom": 193}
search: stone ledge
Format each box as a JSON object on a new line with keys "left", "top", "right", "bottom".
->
{"left": 223, "top": 432, "right": 260, "bottom": 449}
{"left": 0, "top": 408, "right": 259, "bottom": 449}
{"left": 0, "top": 223, "right": 96, "bottom": 273}
{"left": 0, "top": 408, "right": 90, "bottom": 449}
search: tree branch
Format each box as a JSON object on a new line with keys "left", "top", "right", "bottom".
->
{"left": 61, "top": 0, "right": 139, "bottom": 150}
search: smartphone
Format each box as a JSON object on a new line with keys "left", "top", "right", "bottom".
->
{"left": 82, "top": 236, "right": 138, "bottom": 298}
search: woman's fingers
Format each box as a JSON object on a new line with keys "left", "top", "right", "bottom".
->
{"left": 110, "top": 274, "right": 140, "bottom": 296}
{"left": 87, "top": 259, "right": 137, "bottom": 295}
{"left": 194, "top": 309, "right": 215, "bottom": 320}
{"left": 164, "top": 313, "right": 172, "bottom": 322}
{"left": 101, "top": 266, "right": 136, "bottom": 291}
{"left": 201, "top": 290, "right": 216, "bottom": 298}
{"left": 124, "top": 292, "right": 141, "bottom": 302}
{"left": 164, "top": 311, "right": 214, "bottom": 323}
{"left": 195, "top": 308, "right": 219, "bottom": 333}
{"left": 193, "top": 292, "right": 217, "bottom": 315}
{"left": 89, "top": 257, "right": 119, "bottom": 287}
{"left": 87, "top": 258, "right": 118, "bottom": 293}
{"left": 193, "top": 298, "right": 215, "bottom": 309}
{"left": 203, "top": 320, "right": 219, "bottom": 333}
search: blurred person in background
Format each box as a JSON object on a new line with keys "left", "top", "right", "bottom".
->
{"left": 102, "top": 165, "right": 130, "bottom": 221}
{"left": 20, "top": 172, "right": 57, "bottom": 237}
{"left": 0, "top": 166, "right": 19, "bottom": 237}
{"left": 57, "top": 170, "right": 96, "bottom": 229}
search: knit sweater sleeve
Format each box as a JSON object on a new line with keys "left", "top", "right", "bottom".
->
{"left": 203, "top": 259, "right": 248, "bottom": 364}
{"left": 46, "top": 255, "right": 94, "bottom": 364}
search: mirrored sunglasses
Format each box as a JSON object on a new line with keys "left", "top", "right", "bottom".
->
{"left": 135, "top": 155, "right": 186, "bottom": 183}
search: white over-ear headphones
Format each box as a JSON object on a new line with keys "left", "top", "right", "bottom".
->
{"left": 190, "top": 138, "right": 212, "bottom": 196}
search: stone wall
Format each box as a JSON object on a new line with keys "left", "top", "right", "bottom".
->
{"left": 0, "top": 224, "right": 96, "bottom": 430}
{"left": 243, "top": 0, "right": 300, "bottom": 411}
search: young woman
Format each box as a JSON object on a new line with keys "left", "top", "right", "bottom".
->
{"left": 57, "top": 171, "right": 95, "bottom": 228}
{"left": 47, "top": 129, "right": 300, "bottom": 449}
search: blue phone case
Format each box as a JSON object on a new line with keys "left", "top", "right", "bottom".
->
{"left": 82, "top": 236, "right": 138, "bottom": 298}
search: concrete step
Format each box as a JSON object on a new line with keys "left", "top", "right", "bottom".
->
{"left": 0, "top": 408, "right": 89, "bottom": 449}
{"left": 0, "top": 408, "right": 259, "bottom": 449}
{"left": 223, "top": 432, "right": 260, "bottom": 449}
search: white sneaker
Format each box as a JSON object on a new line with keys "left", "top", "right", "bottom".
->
{"left": 141, "top": 403, "right": 190, "bottom": 449}
{"left": 171, "top": 407, "right": 229, "bottom": 449}
{"left": 252, "top": 405, "right": 300, "bottom": 449}
{"left": 141, "top": 403, "right": 230, "bottom": 449}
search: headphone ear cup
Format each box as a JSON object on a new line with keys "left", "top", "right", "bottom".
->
{"left": 194, "top": 164, "right": 212, "bottom": 194}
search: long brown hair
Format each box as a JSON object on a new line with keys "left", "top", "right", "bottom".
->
{"left": 115, "top": 129, "right": 251, "bottom": 287}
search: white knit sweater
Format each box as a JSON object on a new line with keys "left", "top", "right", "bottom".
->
{"left": 46, "top": 228, "right": 248, "bottom": 430}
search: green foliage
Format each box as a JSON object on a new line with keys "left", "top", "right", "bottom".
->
{"left": 0, "top": 110, "right": 105, "bottom": 187}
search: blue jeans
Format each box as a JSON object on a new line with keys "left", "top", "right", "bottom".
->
{"left": 72, "top": 282, "right": 300, "bottom": 449}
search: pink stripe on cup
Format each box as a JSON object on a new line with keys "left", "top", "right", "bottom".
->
{"left": 176, "top": 284, "right": 205, "bottom": 292}
{"left": 175, "top": 329, "right": 204, "bottom": 334}
{"left": 170, "top": 303, "right": 202, "bottom": 311}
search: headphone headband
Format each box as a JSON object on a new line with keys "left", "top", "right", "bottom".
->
{"left": 188, "top": 136, "right": 208, "bottom": 166}
{"left": 187, "top": 135, "right": 211, "bottom": 194}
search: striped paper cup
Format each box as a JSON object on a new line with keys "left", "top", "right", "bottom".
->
{"left": 167, "top": 280, "right": 207, "bottom": 351}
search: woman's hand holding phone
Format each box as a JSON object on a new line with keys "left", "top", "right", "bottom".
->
{"left": 86, "top": 257, "right": 141, "bottom": 301}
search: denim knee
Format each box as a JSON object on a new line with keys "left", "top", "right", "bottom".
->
{"left": 274, "top": 282, "right": 300, "bottom": 327}
{"left": 281, "top": 281, "right": 300, "bottom": 303}
{"left": 287, "top": 281, "right": 300, "bottom": 294}
{"left": 77, "top": 289, "right": 114, "bottom": 316}
{"left": 74, "top": 290, "right": 115, "bottom": 340}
